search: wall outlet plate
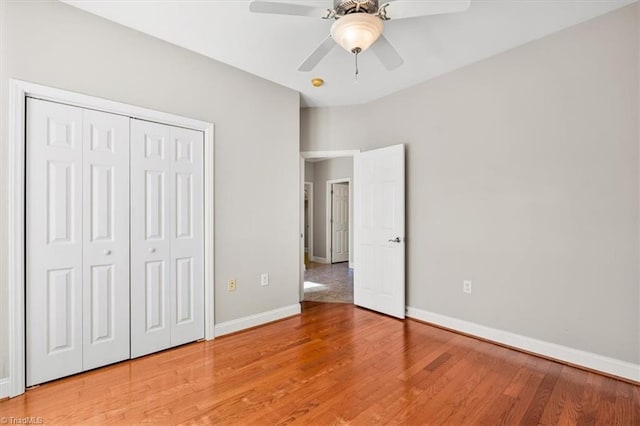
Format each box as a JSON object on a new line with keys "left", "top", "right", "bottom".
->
{"left": 463, "top": 280, "right": 472, "bottom": 294}
{"left": 261, "top": 273, "right": 269, "bottom": 286}
{"left": 228, "top": 279, "right": 237, "bottom": 292}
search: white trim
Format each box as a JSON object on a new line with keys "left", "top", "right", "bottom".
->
{"left": 204, "top": 125, "right": 215, "bottom": 340}
{"left": 304, "top": 182, "right": 314, "bottom": 260}
{"left": 299, "top": 158, "right": 305, "bottom": 302}
{"left": 8, "top": 81, "right": 26, "bottom": 398}
{"left": 301, "top": 150, "right": 360, "bottom": 159}
{"left": 406, "top": 306, "right": 640, "bottom": 382}
{"left": 0, "top": 378, "right": 10, "bottom": 399}
{"left": 13, "top": 80, "right": 208, "bottom": 130}
{"left": 310, "top": 256, "right": 329, "bottom": 264}
{"left": 7, "top": 79, "right": 215, "bottom": 397}
{"left": 326, "top": 178, "right": 352, "bottom": 264}
{"left": 214, "top": 304, "right": 301, "bottom": 337}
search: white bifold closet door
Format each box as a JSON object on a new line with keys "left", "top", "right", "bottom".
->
{"left": 27, "top": 98, "right": 130, "bottom": 386}
{"left": 130, "top": 119, "right": 204, "bottom": 358}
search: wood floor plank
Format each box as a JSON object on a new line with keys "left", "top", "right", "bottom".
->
{"left": 613, "top": 375, "right": 640, "bottom": 426}
{"left": 520, "top": 360, "right": 563, "bottom": 425}
{"left": 1, "top": 302, "right": 638, "bottom": 425}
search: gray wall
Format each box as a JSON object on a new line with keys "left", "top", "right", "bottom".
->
{"left": 0, "top": 0, "right": 300, "bottom": 379}
{"left": 307, "top": 158, "right": 354, "bottom": 262}
{"left": 301, "top": 4, "right": 639, "bottom": 364}
{"left": 304, "top": 161, "right": 315, "bottom": 182}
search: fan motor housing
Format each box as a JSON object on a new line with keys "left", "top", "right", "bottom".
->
{"left": 334, "top": 0, "right": 379, "bottom": 15}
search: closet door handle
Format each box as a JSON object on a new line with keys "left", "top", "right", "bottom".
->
{"left": 149, "top": 248, "right": 156, "bottom": 254}
{"left": 104, "top": 249, "right": 112, "bottom": 255}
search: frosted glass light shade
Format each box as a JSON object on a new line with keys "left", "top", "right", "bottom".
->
{"left": 330, "top": 13, "right": 384, "bottom": 53}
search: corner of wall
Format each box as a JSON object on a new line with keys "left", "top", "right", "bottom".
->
{"left": 214, "top": 303, "right": 301, "bottom": 337}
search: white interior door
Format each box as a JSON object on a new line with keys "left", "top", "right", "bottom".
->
{"left": 130, "top": 119, "right": 172, "bottom": 358}
{"left": 82, "top": 109, "right": 130, "bottom": 370}
{"left": 354, "top": 144, "right": 405, "bottom": 319}
{"left": 170, "top": 126, "right": 204, "bottom": 347}
{"left": 27, "top": 99, "right": 84, "bottom": 386}
{"left": 331, "top": 183, "right": 349, "bottom": 263}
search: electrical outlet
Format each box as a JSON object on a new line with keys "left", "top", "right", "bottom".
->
{"left": 463, "top": 280, "right": 472, "bottom": 294}
{"left": 228, "top": 279, "right": 237, "bottom": 292}
{"left": 261, "top": 273, "right": 269, "bottom": 287}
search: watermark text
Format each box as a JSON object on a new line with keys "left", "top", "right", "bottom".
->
{"left": 0, "top": 417, "right": 44, "bottom": 425}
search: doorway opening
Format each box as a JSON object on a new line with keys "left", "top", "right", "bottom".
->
{"left": 300, "top": 152, "right": 357, "bottom": 304}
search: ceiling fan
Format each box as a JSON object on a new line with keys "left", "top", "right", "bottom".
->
{"left": 249, "top": 0, "right": 471, "bottom": 75}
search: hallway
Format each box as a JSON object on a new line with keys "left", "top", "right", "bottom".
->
{"left": 303, "top": 261, "right": 353, "bottom": 303}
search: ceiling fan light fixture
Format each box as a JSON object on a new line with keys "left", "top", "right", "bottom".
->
{"left": 330, "top": 13, "right": 383, "bottom": 54}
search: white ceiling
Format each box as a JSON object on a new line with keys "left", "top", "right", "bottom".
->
{"left": 62, "top": 0, "right": 636, "bottom": 107}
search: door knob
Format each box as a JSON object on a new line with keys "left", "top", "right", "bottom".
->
{"left": 104, "top": 249, "right": 112, "bottom": 255}
{"left": 149, "top": 248, "right": 156, "bottom": 253}
{"left": 388, "top": 237, "right": 401, "bottom": 243}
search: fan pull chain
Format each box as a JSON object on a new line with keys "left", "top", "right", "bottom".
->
{"left": 352, "top": 47, "right": 362, "bottom": 80}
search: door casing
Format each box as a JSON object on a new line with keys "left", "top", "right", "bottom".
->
{"left": 299, "top": 151, "right": 359, "bottom": 301}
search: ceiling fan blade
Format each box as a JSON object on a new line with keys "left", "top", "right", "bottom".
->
{"left": 371, "top": 35, "right": 404, "bottom": 70}
{"left": 249, "top": 1, "right": 329, "bottom": 18}
{"left": 382, "top": 0, "right": 470, "bottom": 20}
{"left": 298, "top": 36, "right": 336, "bottom": 72}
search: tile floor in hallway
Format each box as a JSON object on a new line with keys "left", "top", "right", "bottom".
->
{"left": 303, "top": 261, "right": 353, "bottom": 303}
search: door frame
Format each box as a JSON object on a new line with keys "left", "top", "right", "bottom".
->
{"left": 299, "top": 151, "right": 359, "bottom": 301}
{"left": 7, "top": 79, "right": 215, "bottom": 397}
{"left": 304, "top": 182, "right": 314, "bottom": 260}
{"left": 326, "top": 178, "right": 352, "bottom": 264}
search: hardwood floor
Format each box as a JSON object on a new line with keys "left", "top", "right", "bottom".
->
{"left": 2, "top": 302, "right": 638, "bottom": 425}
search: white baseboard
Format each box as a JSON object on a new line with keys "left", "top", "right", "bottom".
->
{"left": 214, "top": 304, "right": 301, "bottom": 337}
{"left": 0, "top": 377, "right": 10, "bottom": 399}
{"left": 406, "top": 306, "right": 640, "bottom": 383}
{"left": 310, "top": 256, "right": 329, "bottom": 264}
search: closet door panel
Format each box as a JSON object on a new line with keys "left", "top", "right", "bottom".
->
{"left": 170, "top": 127, "right": 204, "bottom": 346}
{"left": 130, "top": 119, "right": 172, "bottom": 358}
{"left": 82, "top": 109, "right": 130, "bottom": 370}
{"left": 27, "top": 98, "right": 84, "bottom": 386}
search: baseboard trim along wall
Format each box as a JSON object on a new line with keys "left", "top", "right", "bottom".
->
{"left": 406, "top": 306, "right": 640, "bottom": 383}
{"left": 310, "top": 256, "right": 329, "bottom": 264}
{"left": 214, "top": 304, "right": 302, "bottom": 337}
{"left": 0, "top": 378, "right": 10, "bottom": 399}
